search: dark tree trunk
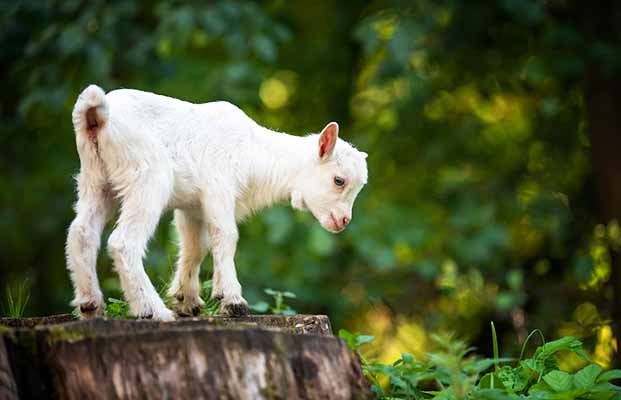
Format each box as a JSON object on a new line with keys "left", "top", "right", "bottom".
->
{"left": 582, "top": 0, "right": 621, "bottom": 370}
{"left": 585, "top": 76, "right": 621, "bottom": 368}
{"left": 0, "top": 315, "right": 371, "bottom": 400}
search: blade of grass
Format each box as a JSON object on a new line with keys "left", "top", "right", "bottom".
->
{"left": 519, "top": 329, "right": 546, "bottom": 362}
{"left": 491, "top": 321, "right": 499, "bottom": 388}
{"left": 491, "top": 321, "right": 499, "bottom": 371}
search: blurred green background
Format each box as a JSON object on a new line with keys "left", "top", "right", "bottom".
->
{"left": 1, "top": 0, "right": 620, "bottom": 369}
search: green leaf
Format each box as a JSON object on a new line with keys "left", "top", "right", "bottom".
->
{"left": 479, "top": 372, "right": 507, "bottom": 390}
{"left": 543, "top": 370, "right": 573, "bottom": 392}
{"left": 491, "top": 321, "right": 499, "bottom": 370}
{"left": 390, "top": 375, "right": 408, "bottom": 390}
{"left": 597, "top": 370, "right": 621, "bottom": 383}
{"left": 105, "top": 297, "right": 130, "bottom": 318}
{"left": 538, "top": 336, "right": 588, "bottom": 361}
{"left": 574, "top": 364, "right": 602, "bottom": 389}
{"left": 250, "top": 301, "right": 269, "bottom": 313}
{"left": 590, "top": 382, "right": 621, "bottom": 393}
{"left": 108, "top": 297, "right": 125, "bottom": 304}
{"left": 356, "top": 335, "right": 375, "bottom": 346}
{"left": 202, "top": 279, "right": 213, "bottom": 292}
{"left": 281, "top": 307, "right": 297, "bottom": 316}
{"left": 497, "top": 365, "right": 528, "bottom": 393}
{"left": 463, "top": 358, "right": 506, "bottom": 374}
{"left": 523, "top": 358, "right": 545, "bottom": 375}
{"left": 402, "top": 352, "right": 414, "bottom": 364}
{"left": 338, "top": 329, "right": 357, "bottom": 349}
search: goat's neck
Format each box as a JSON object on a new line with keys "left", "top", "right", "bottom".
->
{"left": 247, "top": 126, "right": 313, "bottom": 208}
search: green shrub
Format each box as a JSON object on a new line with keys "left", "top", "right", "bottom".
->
{"left": 340, "top": 324, "right": 621, "bottom": 399}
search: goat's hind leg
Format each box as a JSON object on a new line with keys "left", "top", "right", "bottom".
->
{"left": 168, "top": 210, "right": 210, "bottom": 317}
{"left": 107, "top": 179, "right": 174, "bottom": 321}
{"left": 66, "top": 176, "right": 114, "bottom": 318}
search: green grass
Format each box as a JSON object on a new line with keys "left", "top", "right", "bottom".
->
{"left": 201, "top": 280, "right": 221, "bottom": 316}
{"left": 340, "top": 324, "right": 621, "bottom": 400}
{"left": 102, "top": 283, "right": 298, "bottom": 319}
{"left": 1, "top": 281, "right": 30, "bottom": 318}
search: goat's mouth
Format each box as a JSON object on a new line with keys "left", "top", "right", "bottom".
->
{"left": 328, "top": 213, "right": 345, "bottom": 233}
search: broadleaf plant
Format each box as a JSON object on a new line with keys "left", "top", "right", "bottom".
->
{"left": 340, "top": 323, "right": 621, "bottom": 399}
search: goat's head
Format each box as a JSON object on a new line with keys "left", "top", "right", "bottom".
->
{"left": 291, "top": 122, "right": 368, "bottom": 233}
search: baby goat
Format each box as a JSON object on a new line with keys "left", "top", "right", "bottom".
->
{"left": 66, "top": 85, "right": 368, "bottom": 321}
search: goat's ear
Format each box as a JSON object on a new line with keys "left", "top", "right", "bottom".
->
{"left": 318, "top": 122, "right": 339, "bottom": 161}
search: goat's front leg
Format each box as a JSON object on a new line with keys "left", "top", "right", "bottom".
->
{"left": 203, "top": 200, "right": 248, "bottom": 317}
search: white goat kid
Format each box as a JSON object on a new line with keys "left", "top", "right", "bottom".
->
{"left": 66, "top": 85, "right": 368, "bottom": 321}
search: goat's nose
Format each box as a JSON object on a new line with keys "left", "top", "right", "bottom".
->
{"left": 342, "top": 216, "right": 350, "bottom": 226}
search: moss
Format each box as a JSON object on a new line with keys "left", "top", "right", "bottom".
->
{"left": 0, "top": 325, "right": 16, "bottom": 342}
{"left": 47, "top": 326, "right": 85, "bottom": 345}
{"left": 259, "top": 381, "right": 281, "bottom": 400}
{"left": 272, "top": 333, "right": 289, "bottom": 358}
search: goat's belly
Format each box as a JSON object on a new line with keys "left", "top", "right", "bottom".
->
{"left": 167, "top": 175, "right": 202, "bottom": 210}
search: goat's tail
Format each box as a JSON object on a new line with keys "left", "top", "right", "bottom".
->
{"left": 72, "top": 84, "right": 109, "bottom": 139}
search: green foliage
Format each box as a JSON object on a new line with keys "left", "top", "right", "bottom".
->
{"left": 201, "top": 280, "right": 221, "bottom": 317}
{"left": 104, "top": 298, "right": 130, "bottom": 319}
{"left": 1, "top": 281, "right": 30, "bottom": 318}
{"left": 341, "top": 327, "right": 621, "bottom": 399}
{"left": 339, "top": 329, "right": 375, "bottom": 352}
{"left": 250, "top": 288, "right": 297, "bottom": 315}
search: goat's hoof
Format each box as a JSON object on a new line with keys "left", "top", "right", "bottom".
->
{"left": 78, "top": 302, "right": 102, "bottom": 319}
{"left": 175, "top": 306, "right": 201, "bottom": 318}
{"left": 173, "top": 295, "right": 205, "bottom": 318}
{"left": 140, "top": 312, "right": 153, "bottom": 319}
{"left": 211, "top": 294, "right": 223, "bottom": 301}
{"left": 223, "top": 303, "right": 249, "bottom": 317}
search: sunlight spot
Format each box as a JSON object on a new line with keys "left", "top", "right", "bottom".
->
{"left": 259, "top": 78, "right": 289, "bottom": 109}
{"left": 593, "top": 325, "right": 616, "bottom": 368}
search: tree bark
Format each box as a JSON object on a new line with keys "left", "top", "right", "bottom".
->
{"left": 1, "top": 315, "right": 371, "bottom": 400}
{"left": 0, "top": 336, "right": 18, "bottom": 400}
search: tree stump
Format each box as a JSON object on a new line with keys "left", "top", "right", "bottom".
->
{"left": 0, "top": 315, "right": 371, "bottom": 400}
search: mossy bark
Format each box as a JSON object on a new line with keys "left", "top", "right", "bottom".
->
{"left": 0, "top": 315, "right": 371, "bottom": 400}
{"left": 0, "top": 335, "right": 18, "bottom": 400}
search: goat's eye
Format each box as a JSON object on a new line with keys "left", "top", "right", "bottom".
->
{"left": 334, "top": 177, "right": 346, "bottom": 187}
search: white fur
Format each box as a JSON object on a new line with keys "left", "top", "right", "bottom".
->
{"left": 66, "top": 85, "right": 368, "bottom": 320}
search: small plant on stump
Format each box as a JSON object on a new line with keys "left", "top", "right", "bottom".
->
{"left": 250, "top": 288, "right": 297, "bottom": 315}
{"left": 2, "top": 281, "right": 31, "bottom": 318}
{"left": 201, "top": 279, "right": 221, "bottom": 316}
{"left": 104, "top": 297, "right": 130, "bottom": 319}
